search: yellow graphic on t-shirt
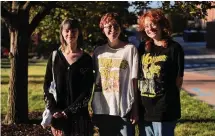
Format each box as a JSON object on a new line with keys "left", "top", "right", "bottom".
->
{"left": 98, "top": 58, "right": 128, "bottom": 92}
{"left": 99, "top": 58, "right": 128, "bottom": 69}
{"left": 140, "top": 53, "right": 167, "bottom": 97}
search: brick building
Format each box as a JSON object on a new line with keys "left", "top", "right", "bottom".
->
{"left": 201, "top": 8, "right": 215, "bottom": 29}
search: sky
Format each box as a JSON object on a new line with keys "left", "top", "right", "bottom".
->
{"left": 128, "top": 1, "right": 161, "bottom": 12}
{"left": 128, "top": 1, "right": 175, "bottom": 12}
{"left": 148, "top": 1, "right": 162, "bottom": 8}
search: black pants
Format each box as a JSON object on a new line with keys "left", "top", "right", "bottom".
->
{"left": 92, "top": 114, "right": 133, "bottom": 136}
{"left": 51, "top": 116, "right": 93, "bottom": 136}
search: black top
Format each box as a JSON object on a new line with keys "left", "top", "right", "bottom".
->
{"left": 138, "top": 39, "right": 184, "bottom": 121}
{"left": 43, "top": 50, "right": 94, "bottom": 118}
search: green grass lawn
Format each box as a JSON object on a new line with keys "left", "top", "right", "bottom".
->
{"left": 1, "top": 59, "right": 47, "bottom": 113}
{"left": 1, "top": 58, "right": 215, "bottom": 136}
{"left": 175, "top": 91, "right": 215, "bottom": 136}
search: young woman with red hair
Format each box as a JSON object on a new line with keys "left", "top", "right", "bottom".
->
{"left": 138, "top": 9, "right": 184, "bottom": 136}
{"left": 90, "top": 12, "right": 139, "bottom": 136}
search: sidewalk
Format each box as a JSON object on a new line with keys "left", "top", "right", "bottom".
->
{"left": 173, "top": 37, "right": 215, "bottom": 108}
{"left": 182, "top": 71, "right": 215, "bottom": 108}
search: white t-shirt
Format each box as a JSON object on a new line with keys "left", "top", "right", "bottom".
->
{"left": 92, "top": 43, "right": 138, "bottom": 117}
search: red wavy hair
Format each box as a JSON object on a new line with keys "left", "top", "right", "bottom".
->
{"left": 138, "top": 9, "right": 172, "bottom": 51}
{"left": 99, "top": 12, "right": 122, "bottom": 30}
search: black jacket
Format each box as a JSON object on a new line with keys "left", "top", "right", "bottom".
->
{"left": 43, "top": 50, "right": 94, "bottom": 117}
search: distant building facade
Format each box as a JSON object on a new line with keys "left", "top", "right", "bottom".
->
{"left": 201, "top": 5, "right": 215, "bottom": 29}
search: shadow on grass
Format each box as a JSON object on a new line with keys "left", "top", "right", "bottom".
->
{"left": 1, "top": 75, "right": 44, "bottom": 78}
{"left": 1, "top": 75, "right": 45, "bottom": 84}
{"left": 1, "top": 80, "right": 44, "bottom": 84}
{"left": 28, "top": 63, "right": 47, "bottom": 66}
{"left": 1, "top": 63, "right": 46, "bottom": 69}
{"left": 178, "top": 118, "right": 215, "bottom": 123}
{"left": 1, "top": 65, "right": 11, "bottom": 68}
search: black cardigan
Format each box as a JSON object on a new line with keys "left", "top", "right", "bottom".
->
{"left": 43, "top": 50, "right": 94, "bottom": 117}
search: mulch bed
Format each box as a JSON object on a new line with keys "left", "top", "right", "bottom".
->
{"left": 1, "top": 112, "right": 52, "bottom": 136}
{"left": 1, "top": 112, "right": 97, "bottom": 136}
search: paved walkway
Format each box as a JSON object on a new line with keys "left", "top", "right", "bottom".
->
{"left": 173, "top": 37, "right": 215, "bottom": 108}
{"left": 183, "top": 71, "right": 215, "bottom": 108}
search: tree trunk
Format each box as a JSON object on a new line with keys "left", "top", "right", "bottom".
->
{"left": 4, "top": 12, "right": 30, "bottom": 124}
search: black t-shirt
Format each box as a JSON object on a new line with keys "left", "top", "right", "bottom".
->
{"left": 138, "top": 39, "right": 184, "bottom": 121}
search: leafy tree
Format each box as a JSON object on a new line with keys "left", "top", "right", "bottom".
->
{"left": 132, "top": 1, "right": 215, "bottom": 19}
{"left": 131, "top": 1, "right": 152, "bottom": 13}
{"left": 32, "top": 1, "right": 132, "bottom": 52}
{"left": 161, "top": 1, "right": 215, "bottom": 19}
{"left": 132, "top": 1, "right": 215, "bottom": 33}
{"left": 133, "top": 1, "right": 215, "bottom": 19}
{"left": 1, "top": 1, "right": 67, "bottom": 124}
{"left": 1, "top": 1, "right": 132, "bottom": 124}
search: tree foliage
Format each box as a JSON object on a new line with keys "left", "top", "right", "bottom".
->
{"left": 31, "top": 1, "right": 132, "bottom": 52}
{"left": 133, "top": 1, "right": 215, "bottom": 19}
{"left": 131, "top": 1, "right": 152, "bottom": 12}
{"left": 1, "top": 1, "right": 132, "bottom": 124}
{"left": 161, "top": 1, "right": 215, "bottom": 19}
{"left": 1, "top": 1, "right": 68, "bottom": 124}
{"left": 132, "top": 1, "right": 215, "bottom": 33}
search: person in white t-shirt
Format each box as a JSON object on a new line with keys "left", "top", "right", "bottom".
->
{"left": 90, "top": 12, "right": 139, "bottom": 136}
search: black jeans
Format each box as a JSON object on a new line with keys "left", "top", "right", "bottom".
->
{"left": 92, "top": 115, "right": 133, "bottom": 136}
{"left": 51, "top": 116, "right": 93, "bottom": 136}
